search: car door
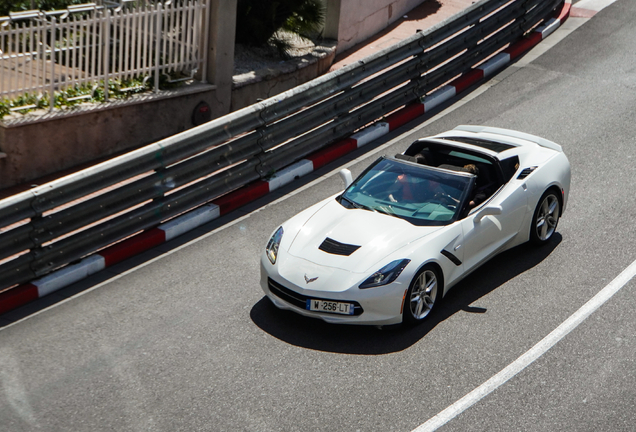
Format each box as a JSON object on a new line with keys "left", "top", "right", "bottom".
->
{"left": 460, "top": 181, "right": 528, "bottom": 273}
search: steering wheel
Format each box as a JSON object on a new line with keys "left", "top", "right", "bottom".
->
{"left": 433, "top": 192, "right": 457, "bottom": 209}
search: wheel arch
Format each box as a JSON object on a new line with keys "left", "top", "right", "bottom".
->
{"left": 529, "top": 186, "right": 563, "bottom": 244}
{"left": 413, "top": 260, "right": 446, "bottom": 297}
{"left": 546, "top": 184, "right": 564, "bottom": 211}
{"left": 535, "top": 183, "right": 564, "bottom": 216}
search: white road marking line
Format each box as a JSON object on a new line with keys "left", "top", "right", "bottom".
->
{"left": 413, "top": 259, "right": 636, "bottom": 432}
{"left": 575, "top": 0, "right": 619, "bottom": 12}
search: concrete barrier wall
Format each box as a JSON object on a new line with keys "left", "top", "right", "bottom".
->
{"left": 231, "top": 43, "right": 337, "bottom": 111}
{"left": 0, "top": 86, "right": 217, "bottom": 189}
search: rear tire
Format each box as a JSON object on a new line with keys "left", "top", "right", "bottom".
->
{"left": 403, "top": 265, "right": 441, "bottom": 325}
{"left": 530, "top": 189, "right": 561, "bottom": 245}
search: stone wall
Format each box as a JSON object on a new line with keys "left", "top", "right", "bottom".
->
{"left": 231, "top": 42, "right": 337, "bottom": 111}
{"left": 0, "top": 85, "right": 217, "bottom": 189}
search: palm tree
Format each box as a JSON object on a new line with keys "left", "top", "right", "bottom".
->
{"left": 235, "top": 0, "right": 325, "bottom": 58}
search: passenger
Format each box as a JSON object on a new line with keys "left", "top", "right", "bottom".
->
{"left": 464, "top": 164, "right": 487, "bottom": 209}
{"left": 414, "top": 153, "right": 428, "bottom": 165}
{"left": 463, "top": 163, "right": 478, "bottom": 175}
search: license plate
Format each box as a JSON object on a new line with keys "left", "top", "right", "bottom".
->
{"left": 306, "top": 299, "right": 354, "bottom": 315}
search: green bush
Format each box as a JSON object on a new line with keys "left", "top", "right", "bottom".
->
{"left": 0, "top": 76, "right": 158, "bottom": 118}
{"left": 235, "top": 0, "right": 324, "bottom": 55}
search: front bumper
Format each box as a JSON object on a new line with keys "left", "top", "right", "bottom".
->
{"left": 259, "top": 254, "right": 407, "bottom": 326}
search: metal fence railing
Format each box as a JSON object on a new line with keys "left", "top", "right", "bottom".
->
{"left": 0, "top": 0, "right": 564, "bottom": 292}
{"left": 0, "top": 0, "right": 208, "bottom": 110}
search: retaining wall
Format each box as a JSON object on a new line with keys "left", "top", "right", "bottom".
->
{"left": 231, "top": 42, "right": 337, "bottom": 111}
{"left": 0, "top": 85, "right": 217, "bottom": 189}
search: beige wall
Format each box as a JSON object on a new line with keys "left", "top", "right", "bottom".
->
{"left": 328, "top": 0, "right": 425, "bottom": 52}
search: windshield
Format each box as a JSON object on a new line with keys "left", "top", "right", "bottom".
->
{"left": 339, "top": 157, "right": 474, "bottom": 226}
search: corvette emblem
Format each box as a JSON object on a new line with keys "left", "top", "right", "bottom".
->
{"left": 304, "top": 274, "right": 318, "bottom": 284}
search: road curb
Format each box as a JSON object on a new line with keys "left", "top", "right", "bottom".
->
{"left": 0, "top": 1, "right": 572, "bottom": 316}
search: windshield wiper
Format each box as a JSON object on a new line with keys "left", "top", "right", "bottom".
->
{"left": 340, "top": 195, "right": 361, "bottom": 209}
{"left": 341, "top": 195, "right": 377, "bottom": 213}
{"left": 375, "top": 206, "right": 401, "bottom": 219}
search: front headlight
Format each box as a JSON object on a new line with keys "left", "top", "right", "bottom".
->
{"left": 359, "top": 259, "right": 410, "bottom": 289}
{"left": 266, "top": 226, "right": 284, "bottom": 264}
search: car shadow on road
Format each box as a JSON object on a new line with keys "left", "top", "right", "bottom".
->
{"left": 250, "top": 234, "right": 562, "bottom": 354}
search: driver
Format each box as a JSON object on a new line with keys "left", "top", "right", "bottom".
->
{"left": 388, "top": 154, "right": 443, "bottom": 203}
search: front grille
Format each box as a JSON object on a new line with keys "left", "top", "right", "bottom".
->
{"left": 318, "top": 237, "right": 361, "bottom": 256}
{"left": 267, "top": 278, "right": 364, "bottom": 316}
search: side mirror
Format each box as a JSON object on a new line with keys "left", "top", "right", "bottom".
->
{"left": 339, "top": 169, "right": 353, "bottom": 189}
{"left": 474, "top": 205, "right": 502, "bottom": 223}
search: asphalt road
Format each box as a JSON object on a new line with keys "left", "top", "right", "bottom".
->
{"left": 1, "top": 1, "right": 635, "bottom": 431}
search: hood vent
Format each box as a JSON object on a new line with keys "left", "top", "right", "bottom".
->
{"left": 319, "top": 237, "right": 361, "bottom": 256}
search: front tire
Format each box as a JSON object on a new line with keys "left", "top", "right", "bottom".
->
{"left": 403, "top": 265, "right": 441, "bottom": 325}
{"left": 530, "top": 189, "right": 561, "bottom": 245}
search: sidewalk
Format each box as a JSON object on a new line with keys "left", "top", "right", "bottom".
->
{"left": 330, "top": 0, "right": 476, "bottom": 71}
{"left": 331, "top": 0, "right": 598, "bottom": 71}
{"left": 0, "top": 0, "right": 475, "bottom": 200}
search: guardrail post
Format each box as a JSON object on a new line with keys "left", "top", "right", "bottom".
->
{"left": 28, "top": 197, "right": 47, "bottom": 277}
{"left": 412, "top": 39, "right": 428, "bottom": 99}
{"left": 153, "top": 166, "right": 174, "bottom": 201}
{"left": 255, "top": 127, "right": 273, "bottom": 178}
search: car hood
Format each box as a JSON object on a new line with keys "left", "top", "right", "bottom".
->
{"left": 287, "top": 198, "right": 441, "bottom": 273}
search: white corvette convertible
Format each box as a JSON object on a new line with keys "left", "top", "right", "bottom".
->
{"left": 260, "top": 125, "right": 571, "bottom": 326}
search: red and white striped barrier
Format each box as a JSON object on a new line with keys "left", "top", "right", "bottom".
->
{"left": 389, "top": 1, "right": 571, "bottom": 125}
{"left": 0, "top": 1, "right": 572, "bottom": 316}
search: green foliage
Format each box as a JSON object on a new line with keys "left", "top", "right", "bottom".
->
{"left": 235, "top": 0, "right": 324, "bottom": 56}
{"left": 0, "top": 1, "right": 85, "bottom": 16}
{"left": 283, "top": 0, "right": 324, "bottom": 37}
{"left": 0, "top": 76, "right": 159, "bottom": 119}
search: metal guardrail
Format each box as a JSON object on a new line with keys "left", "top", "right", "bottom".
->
{"left": 0, "top": 0, "right": 563, "bottom": 291}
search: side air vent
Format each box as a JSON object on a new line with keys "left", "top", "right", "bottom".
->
{"left": 517, "top": 166, "right": 538, "bottom": 179}
{"left": 319, "top": 238, "right": 361, "bottom": 256}
{"left": 441, "top": 250, "right": 462, "bottom": 266}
